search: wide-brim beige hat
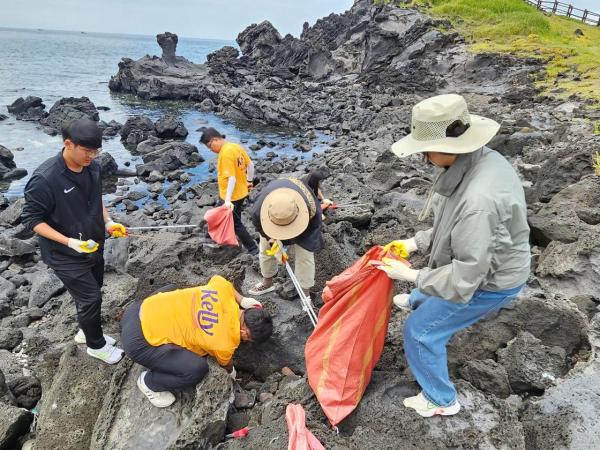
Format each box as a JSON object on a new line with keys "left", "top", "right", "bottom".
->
{"left": 260, "top": 188, "right": 309, "bottom": 240}
{"left": 391, "top": 94, "right": 500, "bottom": 158}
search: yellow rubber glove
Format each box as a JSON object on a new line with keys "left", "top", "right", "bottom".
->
{"left": 382, "top": 238, "right": 417, "bottom": 258}
{"left": 266, "top": 240, "right": 286, "bottom": 264}
{"left": 105, "top": 220, "right": 128, "bottom": 238}
{"left": 68, "top": 238, "right": 99, "bottom": 254}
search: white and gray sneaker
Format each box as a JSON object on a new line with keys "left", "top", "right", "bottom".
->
{"left": 137, "top": 371, "right": 176, "bottom": 408}
{"left": 87, "top": 342, "right": 124, "bottom": 365}
{"left": 74, "top": 329, "right": 116, "bottom": 346}
{"left": 393, "top": 294, "right": 411, "bottom": 311}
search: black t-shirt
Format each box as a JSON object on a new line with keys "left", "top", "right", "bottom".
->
{"left": 251, "top": 178, "right": 324, "bottom": 253}
{"left": 67, "top": 167, "right": 93, "bottom": 200}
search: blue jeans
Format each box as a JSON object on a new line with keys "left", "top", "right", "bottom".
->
{"left": 403, "top": 285, "right": 523, "bottom": 407}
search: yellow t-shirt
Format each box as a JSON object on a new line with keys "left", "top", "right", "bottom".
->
{"left": 217, "top": 142, "right": 252, "bottom": 201}
{"left": 139, "top": 275, "right": 241, "bottom": 366}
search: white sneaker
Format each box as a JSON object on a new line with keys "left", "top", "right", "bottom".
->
{"left": 403, "top": 392, "right": 461, "bottom": 417}
{"left": 137, "top": 371, "right": 176, "bottom": 408}
{"left": 87, "top": 342, "right": 124, "bottom": 365}
{"left": 248, "top": 282, "right": 276, "bottom": 296}
{"left": 393, "top": 294, "right": 411, "bottom": 311}
{"left": 74, "top": 329, "right": 116, "bottom": 346}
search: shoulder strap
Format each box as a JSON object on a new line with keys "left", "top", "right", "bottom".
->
{"left": 285, "top": 177, "right": 316, "bottom": 219}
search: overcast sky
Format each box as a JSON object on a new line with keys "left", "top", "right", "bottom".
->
{"left": 1, "top": 0, "right": 598, "bottom": 40}
{"left": 1, "top": 0, "right": 354, "bottom": 40}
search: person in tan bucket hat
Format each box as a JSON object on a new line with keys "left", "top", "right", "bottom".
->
{"left": 248, "top": 178, "right": 324, "bottom": 299}
{"left": 378, "top": 94, "right": 531, "bottom": 418}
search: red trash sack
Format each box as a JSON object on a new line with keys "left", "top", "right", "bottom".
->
{"left": 203, "top": 205, "right": 238, "bottom": 246}
{"left": 305, "top": 245, "right": 408, "bottom": 427}
{"left": 286, "top": 404, "right": 325, "bottom": 450}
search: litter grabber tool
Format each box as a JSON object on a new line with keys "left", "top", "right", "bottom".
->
{"left": 322, "top": 202, "right": 371, "bottom": 213}
{"left": 267, "top": 241, "right": 318, "bottom": 327}
{"left": 225, "top": 427, "right": 252, "bottom": 440}
{"left": 126, "top": 224, "right": 200, "bottom": 231}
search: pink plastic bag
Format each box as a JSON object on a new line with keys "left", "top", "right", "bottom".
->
{"left": 204, "top": 205, "right": 238, "bottom": 246}
{"left": 286, "top": 404, "right": 325, "bottom": 450}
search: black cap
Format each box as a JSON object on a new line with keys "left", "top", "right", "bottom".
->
{"left": 61, "top": 117, "right": 103, "bottom": 149}
{"left": 199, "top": 127, "right": 225, "bottom": 145}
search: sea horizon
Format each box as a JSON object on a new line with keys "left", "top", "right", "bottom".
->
{"left": 0, "top": 26, "right": 235, "bottom": 43}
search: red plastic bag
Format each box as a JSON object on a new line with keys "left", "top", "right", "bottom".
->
{"left": 305, "top": 245, "right": 408, "bottom": 427}
{"left": 204, "top": 205, "right": 238, "bottom": 246}
{"left": 286, "top": 404, "right": 325, "bottom": 450}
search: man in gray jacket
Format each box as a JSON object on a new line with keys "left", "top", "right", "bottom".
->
{"left": 378, "top": 94, "right": 530, "bottom": 417}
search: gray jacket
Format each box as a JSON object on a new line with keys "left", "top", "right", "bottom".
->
{"left": 414, "top": 147, "right": 530, "bottom": 302}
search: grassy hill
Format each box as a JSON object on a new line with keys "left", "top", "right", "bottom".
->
{"left": 386, "top": 0, "right": 600, "bottom": 103}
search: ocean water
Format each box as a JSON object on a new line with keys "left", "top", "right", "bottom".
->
{"left": 0, "top": 28, "right": 329, "bottom": 198}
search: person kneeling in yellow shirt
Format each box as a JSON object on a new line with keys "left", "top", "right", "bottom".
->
{"left": 121, "top": 275, "right": 273, "bottom": 408}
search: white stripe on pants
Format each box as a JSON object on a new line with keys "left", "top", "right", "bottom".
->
{"left": 258, "top": 236, "right": 315, "bottom": 289}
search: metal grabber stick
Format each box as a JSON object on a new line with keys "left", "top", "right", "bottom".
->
{"left": 268, "top": 241, "right": 318, "bottom": 327}
{"left": 126, "top": 224, "right": 200, "bottom": 231}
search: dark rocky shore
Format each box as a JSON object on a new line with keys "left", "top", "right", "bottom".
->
{"left": 1, "top": 1, "right": 600, "bottom": 449}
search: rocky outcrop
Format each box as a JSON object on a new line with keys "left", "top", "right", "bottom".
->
{"left": 0, "top": 145, "right": 27, "bottom": 182}
{"left": 120, "top": 115, "right": 156, "bottom": 147}
{"left": 7, "top": 96, "right": 47, "bottom": 121}
{"left": 498, "top": 331, "right": 569, "bottom": 394}
{"left": 521, "top": 363, "right": 600, "bottom": 450}
{"left": 0, "top": 402, "right": 33, "bottom": 449}
{"left": 157, "top": 32, "right": 178, "bottom": 65}
{"left": 529, "top": 174, "right": 599, "bottom": 245}
{"left": 89, "top": 359, "right": 231, "bottom": 450}
{"left": 154, "top": 114, "right": 188, "bottom": 139}
{"left": 40, "top": 96, "right": 99, "bottom": 132}
{"left": 135, "top": 141, "right": 203, "bottom": 180}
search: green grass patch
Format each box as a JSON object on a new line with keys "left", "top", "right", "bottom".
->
{"left": 393, "top": 0, "right": 600, "bottom": 103}
{"left": 593, "top": 152, "right": 600, "bottom": 175}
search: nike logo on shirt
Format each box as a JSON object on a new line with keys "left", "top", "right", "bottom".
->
{"left": 64, "top": 187, "right": 75, "bottom": 193}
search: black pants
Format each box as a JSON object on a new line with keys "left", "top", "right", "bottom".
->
{"left": 232, "top": 198, "right": 258, "bottom": 254}
{"left": 121, "top": 301, "right": 209, "bottom": 392}
{"left": 53, "top": 253, "right": 106, "bottom": 349}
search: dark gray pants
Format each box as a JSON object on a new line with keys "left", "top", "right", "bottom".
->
{"left": 121, "top": 301, "right": 209, "bottom": 392}
{"left": 53, "top": 253, "right": 106, "bottom": 349}
{"left": 232, "top": 198, "right": 258, "bottom": 254}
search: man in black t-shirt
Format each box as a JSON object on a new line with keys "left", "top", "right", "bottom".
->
{"left": 247, "top": 178, "right": 323, "bottom": 300}
{"left": 22, "top": 118, "right": 128, "bottom": 364}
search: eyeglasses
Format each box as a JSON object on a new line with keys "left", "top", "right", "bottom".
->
{"left": 81, "top": 147, "right": 102, "bottom": 156}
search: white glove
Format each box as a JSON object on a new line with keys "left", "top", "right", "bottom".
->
{"left": 67, "top": 238, "right": 99, "bottom": 254}
{"left": 377, "top": 258, "right": 419, "bottom": 282}
{"left": 322, "top": 198, "right": 333, "bottom": 206}
{"left": 240, "top": 297, "right": 262, "bottom": 309}
{"left": 224, "top": 201, "right": 234, "bottom": 210}
{"left": 229, "top": 366, "right": 237, "bottom": 380}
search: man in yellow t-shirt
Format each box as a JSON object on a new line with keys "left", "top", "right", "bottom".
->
{"left": 121, "top": 275, "right": 273, "bottom": 408}
{"left": 200, "top": 127, "right": 258, "bottom": 255}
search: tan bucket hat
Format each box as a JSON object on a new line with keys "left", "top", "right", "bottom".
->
{"left": 391, "top": 94, "right": 500, "bottom": 158}
{"left": 260, "top": 188, "right": 310, "bottom": 240}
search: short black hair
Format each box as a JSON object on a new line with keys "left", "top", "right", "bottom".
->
{"left": 62, "top": 117, "right": 103, "bottom": 149}
{"left": 302, "top": 166, "right": 331, "bottom": 195}
{"left": 244, "top": 308, "right": 273, "bottom": 344}
{"left": 199, "top": 127, "right": 225, "bottom": 145}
